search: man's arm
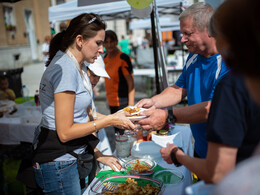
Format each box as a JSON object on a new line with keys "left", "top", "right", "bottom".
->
{"left": 152, "top": 84, "right": 186, "bottom": 108}
{"left": 136, "top": 84, "right": 186, "bottom": 109}
{"left": 178, "top": 142, "right": 237, "bottom": 183}
{"left": 173, "top": 101, "right": 211, "bottom": 124}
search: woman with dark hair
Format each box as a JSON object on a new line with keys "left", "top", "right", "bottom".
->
{"left": 209, "top": 0, "right": 260, "bottom": 106}
{"left": 103, "top": 30, "right": 135, "bottom": 135}
{"left": 33, "top": 13, "right": 135, "bottom": 194}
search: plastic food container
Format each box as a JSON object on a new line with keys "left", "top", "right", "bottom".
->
{"left": 124, "top": 159, "right": 157, "bottom": 175}
{"left": 115, "top": 135, "right": 130, "bottom": 158}
{"left": 89, "top": 175, "right": 164, "bottom": 195}
{"left": 152, "top": 169, "right": 184, "bottom": 185}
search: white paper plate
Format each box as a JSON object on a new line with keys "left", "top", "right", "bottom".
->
{"left": 127, "top": 115, "right": 147, "bottom": 121}
{"left": 119, "top": 106, "right": 148, "bottom": 121}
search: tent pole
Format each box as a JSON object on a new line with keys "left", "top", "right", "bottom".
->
{"left": 179, "top": 2, "right": 185, "bottom": 67}
{"left": 150, "top": 9, "right": 161, "bottom": 94}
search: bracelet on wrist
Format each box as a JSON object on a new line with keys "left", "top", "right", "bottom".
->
{"left": 93, "top": 121, "right": 98, "bottom": 135}
{"left": 170, "top": 147, "right": 183, "bottom": 167}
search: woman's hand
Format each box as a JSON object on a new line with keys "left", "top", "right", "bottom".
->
{"left": 96, "top": 155, "right": 122, "bottom": 171}
{"left": 110, "top": 111, "right": 135, "bottom": 130}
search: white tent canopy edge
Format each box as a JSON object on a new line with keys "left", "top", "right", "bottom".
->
{"left": 49, "top": 0, "right": 184, "bottom": 22}
{"left": 130, "top": 17, "right": 180, "bottom": 31}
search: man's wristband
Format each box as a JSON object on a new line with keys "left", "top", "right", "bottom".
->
{"left": 167, "top": 109, "right": 177, "bottom": 124}
{"left": 170, "top": 147, "right": 183, "bottom": 167}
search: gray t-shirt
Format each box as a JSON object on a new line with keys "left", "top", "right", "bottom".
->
{"left": 38, "top": 50, "right": 92, "bottom": 161}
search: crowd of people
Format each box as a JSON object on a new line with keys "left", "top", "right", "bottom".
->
{"left": 13, "top": 0, "right": 260, "bottom": 194}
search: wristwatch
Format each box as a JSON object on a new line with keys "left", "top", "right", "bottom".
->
{"left": 167, "top": 109, "right": 177, "bottom": 124}
{"left": 170, "top": 147, "right": 183, "bottom": 167}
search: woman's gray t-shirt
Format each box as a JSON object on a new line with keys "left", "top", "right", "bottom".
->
{"left": 38, "top": 50, "right": 92, "bottom": 161}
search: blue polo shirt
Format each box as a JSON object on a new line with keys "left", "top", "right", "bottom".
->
{"left": 176, "top": 53, "right": 230, "bottom": 158}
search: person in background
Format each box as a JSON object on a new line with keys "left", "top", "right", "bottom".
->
{"left": 42, "top": 35, "right": 51, "bottom": 70}
{"left": 141, "top": 36, "right": 149, "bottom": 49}
{"left": 160, "top": 0, "right": 260, "bottom": 185}
{"left": 118, "top": 35, "right": 131, "bottom": 56}
{"left": 210, "top": 0, "right": 260, "bottom": 106}
{"left": 129, "top": 33, "right": 138, "bottom": 62}
{"left": 50, "top": 22, "right": 56, "bottom": 37}
{"left": 103, "top": 30, "right": 135, "bottom": 135}
{"left": 59, "top": 22, "right": 67, "bottom": 32}
{"left": 32, "top": 13, "right": 135, "bottom": 194}
{"left": 136, "top": 2, "right": 230, "bottom": 159}
{"left": 85, "top": 56, "right": 108, "bottom": 96}
{"left": 0, "top": 75, "right": 15, "bottom": 101}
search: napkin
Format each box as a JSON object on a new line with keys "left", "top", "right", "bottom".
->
{"left": 151, "top": 131, "right": 182, "bottom": 148}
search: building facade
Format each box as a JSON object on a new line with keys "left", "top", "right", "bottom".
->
{"left": 0, "top": 0, "right": 51, "bottom": 69}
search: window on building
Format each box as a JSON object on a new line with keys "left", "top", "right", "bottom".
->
{"left": 56, "top": 0, "right": 65, "bottom": 5}
{"left": 3, "top": 6, "right": 16, "bottom": 31}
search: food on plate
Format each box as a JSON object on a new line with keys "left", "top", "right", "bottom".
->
{"left": 103, "top": 178, "right": 160, "bottom": 195}
{"left": 129, "top": 160, "right": 151, "bottom": 173}
{"left": 123, "top": 107, "right": 141, "bottom": 117}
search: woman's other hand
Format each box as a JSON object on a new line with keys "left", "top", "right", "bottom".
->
{"left": 96, "top": 155, "right": 122, "bottom": 171}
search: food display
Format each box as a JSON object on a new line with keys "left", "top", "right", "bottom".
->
{"left": 90, "top": 175, "right": 163, "bottom": 195}
{"left": 129, "top": 160, "right": 151, "bottom": 173}
{"left": 103, "top": 178, "right": 160, "bottom": 195}
{"left": 120, "top": 106, "right": 147, "bottom": 121}
{"left": 124, "top": 159, "right": 156, "bottom": 176}
{"left": 123, "top": 106, "right": 141, "bottom": 117}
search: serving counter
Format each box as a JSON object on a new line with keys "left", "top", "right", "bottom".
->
{"left": 84, "top": 125, "right": 193, "bottom": 195}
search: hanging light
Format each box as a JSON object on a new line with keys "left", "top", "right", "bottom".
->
{"left": 127, "top": 0, "right": 153, "bottom": 9}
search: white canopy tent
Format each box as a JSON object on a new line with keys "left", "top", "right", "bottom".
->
{"left": 49, "top": 0, "right": 186, "bottom": 93}
{"left": 49, "top": 0, "right": 184, "bottom": 22}
{"left": 130, "top": 17, "right": 180, "bottom": 31}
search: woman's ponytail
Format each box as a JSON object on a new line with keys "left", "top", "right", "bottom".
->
{"left": 46, "top": 30, "right": 66, "bottom": 67}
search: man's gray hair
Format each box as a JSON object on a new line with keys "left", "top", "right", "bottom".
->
{"left": 179, "top": 2, "right": 214, "bottom": 32}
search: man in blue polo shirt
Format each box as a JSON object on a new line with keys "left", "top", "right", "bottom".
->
{"left": 136, "top": 2, "right": 230, "bottom": 158}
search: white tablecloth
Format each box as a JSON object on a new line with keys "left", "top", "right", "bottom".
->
{"left": 84, "top": 125, "right": 193, "bottom": 195}
{"left": 0, "top": 102, "right": 112, "bottom": 156}
{"left": 0, "top": 103, "right": 40, "bottom": 144}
